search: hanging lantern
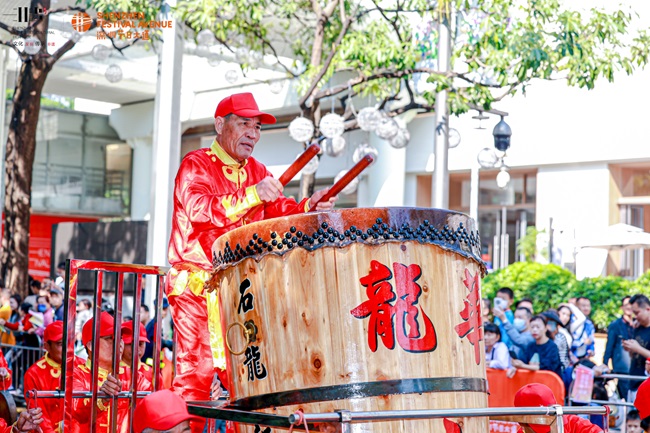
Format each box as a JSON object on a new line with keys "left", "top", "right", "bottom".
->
{"left": 375, "top": 113, "right": 399, "bottom": 140}
{"left": 235, "top": 47, "right": 249, "bottom": 64}
{"left": 69, "top": 31, "right": 82, "bottom": 43}
{"left": 105, "top": 64, "right": 123, "bottom": 83}
{"left": 91, "top": 44, "right": 111, "bottom": 60}
{"left": 352, "top": 143, "right": 379, "bottom": 164}
{"left": 248, "top": 51, "right": 263, "bottom": 68}
{"left": 448, "top": 128, "right": 461, "bottom": 148}
{"left": 288, "top": 117, "right": 314, "bottom": 142}
{"left": 388, "top": 128, "right": 410, "bottom": 149}
{"left": 301, "top": 155, "right": 319, "bottom": 175}
{"left": 23, "top": 37, "right": 41, "bottom": 55}
{"left": 356, "top": 107, "right": 381, "bottom": 132}
{"left": 196, "top": 29, "right": 216, "bottom": 46}
{"left": 195, "top": 44, "right": 210, "bottom": 57}
{"left": 334, "top": 169, "right": 359, "bottom": 195}
{"left": 224, "top": 69, "right": 239, "bottom": 84}
{"left": 269, "top": 80, "right": 285, "bottom": 94}
{"left": 207, "top": 55, "right": 221, "bottom": 67}
{"left": 319, "top": 113, "right": 345, "bottom": 139}
{"left": 323, "top": 135, "right": 346, "bottom": 157}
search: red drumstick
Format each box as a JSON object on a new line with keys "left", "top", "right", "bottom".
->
{"left": 246, "top": 143, "right": 321, "bottom": 220}
{"left": 309, "top": 154, "right": 374, "bottom": 211}
{"left": 278, "top": 143, "right": 321, "bottom": 186}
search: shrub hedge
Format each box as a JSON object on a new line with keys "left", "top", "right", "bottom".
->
{"left": 482, "top": 262, "right": 650, "bottom": 331}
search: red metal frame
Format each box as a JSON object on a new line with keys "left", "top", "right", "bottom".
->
{"left": 59, "top": 259, "right": 169, "bottom": 433}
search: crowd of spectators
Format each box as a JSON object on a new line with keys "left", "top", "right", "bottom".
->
{"left": 484, "top": 288, "right": 650, "bottom": 431}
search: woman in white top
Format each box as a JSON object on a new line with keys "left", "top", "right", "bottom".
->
{"left": 484, "top": 322, "right": 512, "bottom": 370}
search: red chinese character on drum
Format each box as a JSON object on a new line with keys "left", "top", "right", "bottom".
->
{"left": 454, "top": 269, "right": 483, "bottom": 365}
{"left": 350, "top": 260, "right": 437, "bottom": 353}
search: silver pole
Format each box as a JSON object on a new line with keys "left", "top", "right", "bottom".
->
{"left": 432, "top": 7, "right": 451, "bottom": 209}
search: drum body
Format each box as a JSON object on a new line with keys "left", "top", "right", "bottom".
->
{"left": 210, "top": 208, "right": 487, "bottom": 433}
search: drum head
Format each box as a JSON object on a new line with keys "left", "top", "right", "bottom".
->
{"left": 0, "top": 391, "right": 17, "bottom": 425}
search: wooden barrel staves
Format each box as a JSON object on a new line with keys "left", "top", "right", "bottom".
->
{"left": 208, "top": 207, "right": 488, "bottom": 433}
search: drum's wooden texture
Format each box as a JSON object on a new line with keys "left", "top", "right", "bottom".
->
{"left": 210, "top": 208, "right": 487, "bottom": 433}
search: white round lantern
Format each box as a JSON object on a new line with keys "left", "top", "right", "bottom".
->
{"left": 105, "top": 64, "right": 123, "bottom": 83}
{"left": 235, "top": 47, "right": 249, "bottom": 64}
{"left": 91, "top": 44, "right": 111, "bottom": 60}
{"left": 248, "top": 51, "right": 263, "bottom": 68}
{"left": 375, "top": 113, "right": 399, "bottom": 140}
{"left": 207, "top": 55, "right": 221, "bottom": 67}
{"left": 323, "top": 135, "right": 346, "bottom": 157}
{"left": 356, "top": 107, "right": 382, "bottom": 132}
{"left": 389, "top": 128, "right": 410, "bottom": 149}
{"left": 24, "top": 37, "right": 41, "bottom": 55}
{"left": 352, "top": 143, "right": 379, "bottom": 164}
{"left": 448, "top": 128, "right": 461, "bottom": 148}
{"left": 319, "top": 113, "right": 345, "bottom": 139}
{"left": 288, "top": 117, "right": 314, "bottom": 143}
{"left": 69, "top": 31, "right": 82, "bottom": 43}
{"left": 269, "top": 80, "right": 285, "bottom": 94}
{"left": 195, "top": 44, "right": 211, "bottom": 57}
{"left": 224, "top": 69, "right": 239, "bottom": 84}
{"left": 334, "top": 169, "right": 359, "bottom": 195}
{"left": 197, "top": 29, "right": 216, "bottom": 46}
{"left": 301, "top": 155, "right": 319, "bottom": 175}
{"left": 477, "top": 147, "right": 498, "bottom": 169}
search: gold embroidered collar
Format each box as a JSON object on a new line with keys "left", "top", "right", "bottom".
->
{"left": 211, "top": 140, "right": 247, "bottom": 168}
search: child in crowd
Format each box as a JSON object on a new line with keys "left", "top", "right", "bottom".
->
{"left": 627, "top": 410, "right": 642, "bottom": 433}
{"left": 484, "top": 323, "right": 511, "bottom": 370}
{"left": 493, "top": 287, "right": 515, "bottom": 348}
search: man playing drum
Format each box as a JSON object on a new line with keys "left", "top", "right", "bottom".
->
{"left": 167, "top": 92, "right": 338, "bottom": 433}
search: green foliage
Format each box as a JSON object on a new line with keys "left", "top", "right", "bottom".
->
{"left": 483, "top": 264, "right": 650, "bottom": 331}
{"left": 170, "top": 0, "right": 650, "bottom": 119}
{"left": 516, "top": 226, "right": 545, "bottom": 262}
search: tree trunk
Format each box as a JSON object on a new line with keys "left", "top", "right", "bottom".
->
{"left": 2, "top": 57, "right": 51, "bottom": 297}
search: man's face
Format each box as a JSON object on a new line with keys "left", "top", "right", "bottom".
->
{"left": 42, "top": 278, "right": 52, "bottom": 290}
{"left": 140, "top": 307, "right": 150, "bottom": 324}
{"left": 577, "top": 298, "right": 592, "bottom": 316}
{"left": 88, "top": 336, "right": 123, "bottom": 365}
{"left": 138, "top": 341, "right": 146, "bottom": 359}
{"left": 167, "top": 420, "right": 191, "bottom": 433}
{"left": 45, "top": 340, "right": 63, "bottom": 364}
{"left": 626, "top": 419, "right": 641, "bottom": 433}
{"left": 514, "top": 309, "right": 530, "bottom": 328}
{"left": 632, "top": 302, "right": 650, "bottom": 327}
{"left": 122, "top": 342, "right": 133, "bottom": 364}
{"left": 622, "top": 299, "right": 633, "bottom": 317}
{"left": 518, "top": 301, "right": 533, "bottom": 314}
{"left": 50, "top": 293, "right": 63, "bottom": 308}
{"left": 215, "top": 115, "right": 262, "bottom": 162}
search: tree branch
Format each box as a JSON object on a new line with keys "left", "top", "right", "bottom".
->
{"left": 371, "top": 0, "right": 403, "bottom": 43}
{"left": 299, "top": 4, "right": 359, "bottom": 109}
{"left": 49, "top": 19, "right": 97, "bottom": 64}
{"left": 0, "top": 20, "right": 22, "bottom": 37}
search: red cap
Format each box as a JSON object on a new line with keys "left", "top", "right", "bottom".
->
{"left": 214, "top": 92, "right": 276, "bottom": 124}
{"left": 133, "top": 390, "right": 202, "bottom": 433}
{"left": 81, "top": 312, "right": 115, "bottom": 346}
{"left": 514, "top": 384, "right": 557, "bottom": 433}
{"left": 635, "top": 379, "right": 650, "bottom": 419}
{"left": 44, "top": 321, "right": 64, "bottom": 343}
{"left": 121, "top": 320, "right": 149, "bottom": 344}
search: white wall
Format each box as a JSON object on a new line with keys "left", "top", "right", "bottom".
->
{"left": 535, "top": 163, "right": 612, "bottom": 278}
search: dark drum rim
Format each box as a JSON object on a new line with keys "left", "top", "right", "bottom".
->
{"left": 228, "top": 377, "right": 487, "bottom": 411}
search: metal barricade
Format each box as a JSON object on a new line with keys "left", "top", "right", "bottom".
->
{"left": 52, "top": 259, "right": 169, "bottom": 433}
{"left": 568, "top": 372, "right": 648, "bottom": 432}
{"left": 0, "top": 343, "right": 44, "bottom": 400}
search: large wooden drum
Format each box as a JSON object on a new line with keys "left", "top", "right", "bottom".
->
{"left": 209, "top": 208, "right": 487, "bottom": 433}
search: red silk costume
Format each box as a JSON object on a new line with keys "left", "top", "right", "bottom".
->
{"left": 0, "top": 350, "right": 11, "bottom": 391}
{"left": 71, "top": 361, "right": 152, "bottom": 433}
{"left": 167, "top": 141, "right": 309, "bottom": 426}
{"left": 23, "top": 354, "right": 84, "bottom": 433}
{"left": 120, "top": 361, "right": 161, "bottom": 388}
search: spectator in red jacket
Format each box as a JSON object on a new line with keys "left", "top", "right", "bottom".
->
{"left": 514, "top": 383, "right": 603, "bottom": 433}
{"left": 634, "top": 378, "right": 650, "bottom": 432}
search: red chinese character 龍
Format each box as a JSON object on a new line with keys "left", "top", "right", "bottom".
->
{"left": 351, "top": 260, "right": 436, "bottom": 353}
{"left": 454, "top": 269, "right": 483, "bottom": 365}
{"left": 393, "top": 263, "right": 436, "bottom": 353}
{"left": 350, "top": 260, "right": 396, "bottom": 352}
